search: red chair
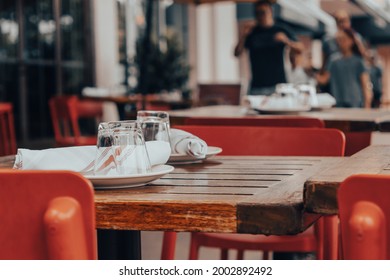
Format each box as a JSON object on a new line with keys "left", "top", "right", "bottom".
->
{"left": 338, "top": 174, "right": 390, "bottom": 259}
{"left": 0, "top": 170, "right": 97, "bottom": 259}
{"left": 0, "top": 102, "right": 17, "bottom": 156}
{"left": 184, "top": 116, "right": 325, "bottom": 128}
{"left": 49, "top": 95, "right": 102, "bottom": 147}
{"left": 162, "top": 125, "right": 345, "bottom": 260}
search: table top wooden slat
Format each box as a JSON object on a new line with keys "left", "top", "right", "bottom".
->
{"left": 305, "top": 145, "right": 390, "bottom": 215}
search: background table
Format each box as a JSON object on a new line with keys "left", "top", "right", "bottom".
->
{"left": 169, "top": 105, "right": 390, "bottom": 155}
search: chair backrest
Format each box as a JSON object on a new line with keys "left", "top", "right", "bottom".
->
{"left": 184, "top": 116, "right": 325, "bottom": 128}
{"left": 338, "top": 174, "right": 390, "bottom": 260}
{"left": 77, "top": 99, "right": 104, "bottom": 120}
{"left": 0, "top": 103, "right": 17, "bottom": 156}
{"left": 49, "top": 95, "right": 102, "bottom": 145}
{"left": 172, "top": 125, "right": 345, "bottom": 156}
{"left": 0, "top": 170, "right": 96, "bottom": 260}
{"left": 198, "top": 84, "right": 241, "bottom": 106}
{"left": 49, "top": 95, "right": 81, "bottom": 140}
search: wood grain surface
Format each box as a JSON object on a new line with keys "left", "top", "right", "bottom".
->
{"left": 92, "top": 156, "right": 341, "bottom": 235}
{"left": 305, "top": 145, "right": 390, "bottom": 215}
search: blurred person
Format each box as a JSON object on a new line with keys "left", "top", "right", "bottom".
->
{"left": 234, "top": 0, "right": 303, "bottom": 95}
{"left": 317, "top": 28, "right": 372, "bottom": 108}
{"left": 368, "top": 51, "right": 383, "bottom": 108}
{"left": 322, "top": 10, "right": 368, "bottom": 67}
{"left": 319, "top": 10, "right": 368, "bottom": 93}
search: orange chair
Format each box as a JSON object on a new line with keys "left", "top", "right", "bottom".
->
{"left": 49, "top": 95, "right": 102, "bottom": 147}
{"left": 197, "top": 84, "right": 241, "bottom": 106}
{"left": 162, "top": 125, "right": 345, "bottom": 260}
{"left": 0, "top": 170, "right": 97, "bottom": 259}
{"left": 0, "top": 102, "right": 17, "bottom": 156}
{"left": 338, "top": 174, "right": 390, "bottom": 260}
{"left": 184, "top": 116, "right": 324, "bottom": 128}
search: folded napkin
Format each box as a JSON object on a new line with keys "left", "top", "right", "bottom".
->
{"left": 170, "top": 128, "right": 208, "bottom": 159}
{"left": 13, "top": 141, "right": 170, "bottom": 175}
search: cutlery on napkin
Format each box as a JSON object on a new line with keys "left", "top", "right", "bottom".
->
{"left": 170, "top": 128, "right": 208, "bottom": 159}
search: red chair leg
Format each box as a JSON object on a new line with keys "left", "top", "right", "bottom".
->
{"left": 323, "top": 215, "right": 338, "bottom": 260}
{"left": 237, "top": 250, "right": 244, "bottom": 260}
{"left": 161, "top": 232, "right": 177, "bottom": 260}
{"left": 189, "top": 233, "right": 200, "bottom": 260}
{"left": 221, "top": 249, "right": 228, "bottom": 260}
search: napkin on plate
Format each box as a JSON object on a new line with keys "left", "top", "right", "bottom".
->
{"left": 13, "top": 141, "right": 170, "bottom": 174}
{"left": 170, "top": 128, "right": 208, "bottom": 159}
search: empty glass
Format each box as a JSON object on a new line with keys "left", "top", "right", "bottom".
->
{"left": 93, "top": 121, "right": 151, "bottom": 176}
{"left": 137, "top": 110, "right": 170, "bottom": 130}
{"left": 296, "top": 84, "right": 318, "bottom": 107}
{"left": 275, "top": 83, "right": 298, "bottom": 98}
{"left": 94, "top": 122, "right": 117, "bottom": 176}
{"left": 137, "top": 115, "right": 171, "bottom": 165}
{"left": 137, "top": 111, "right": 171, "bottom": 146}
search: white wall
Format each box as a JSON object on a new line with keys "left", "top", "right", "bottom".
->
{"left": 195, "top": 3, "right": 240, "bottom": 83}
{"left": 93, "top": 0, "right": 120, "bottom": 121}
{"left": 93, "top": 0, "right": 120, "bottom": 87}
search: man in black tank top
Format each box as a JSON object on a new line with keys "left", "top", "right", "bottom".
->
{"left": 235, "top": 0, "right": 303, "bottom": 95}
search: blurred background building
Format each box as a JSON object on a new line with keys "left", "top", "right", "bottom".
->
{"left": 1, "top": 0, "right": 390, "bottom": 146}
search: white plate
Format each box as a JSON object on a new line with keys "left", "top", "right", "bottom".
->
{"left": 168, "top": 146, "right": 223, "bottom": 164}
{"left": 84, "top": 165, "right": 174, "bottom": 189}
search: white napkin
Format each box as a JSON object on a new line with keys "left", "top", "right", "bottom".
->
{"left": 13, "top": 141, "right": 170, "bottom": 174}
{"left": 170, "top": 128, "right": 208, "bottom": 159}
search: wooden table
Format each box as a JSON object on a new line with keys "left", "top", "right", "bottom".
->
{"left": 305, "top": 145, "right": 390, "bottom": 216}
{"left": 169, "top": 105, "right": 390, "bottom": 130}
{"left": 169, "top": 105, "right": 390, "bottom": 155}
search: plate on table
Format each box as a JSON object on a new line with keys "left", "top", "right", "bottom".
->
{"left": 255, "top": 96, "right": 311, "bottom": 114}
{"left": 84, "top": 165, "right": 174, "bottom": 189}
{"left": 168, "top": 146, "right": 223, "bottom": 164}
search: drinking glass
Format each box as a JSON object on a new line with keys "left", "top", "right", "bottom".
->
{"left": 94, "top": 121, "right": 151, "bottom": 175}
{"left": 137, "top": 111, "right": 171, "bottom": 146}
{"left": 275, "top": 83, "right": 298, "bottom": 98}
{"left": 137, "top": 116, "right": 171, "bottom": 165}
{"left": 296, "top": 84, "right": 318, "bottom": 107}
{"left": 93, "top": 122, "right": 117, "bottom": 176}
{"left": 137, "top": 110, "right": 170, "bottom": 130}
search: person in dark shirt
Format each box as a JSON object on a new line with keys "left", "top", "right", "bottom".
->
{"left": 234, "top": 0, "right": 303, "bottom": 95}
